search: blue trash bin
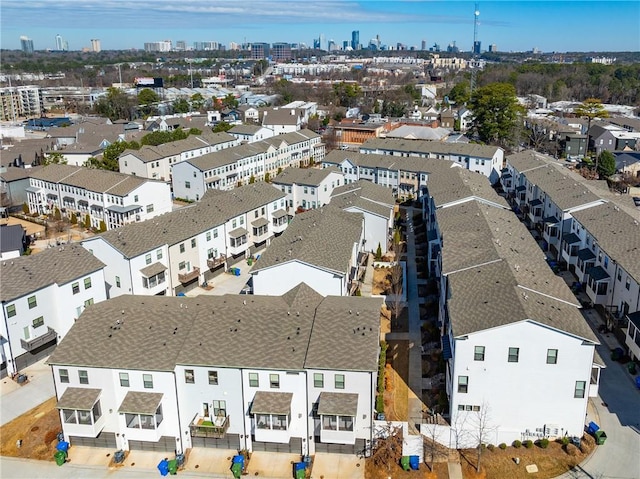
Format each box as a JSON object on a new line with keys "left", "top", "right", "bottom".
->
{"left": 157, "top": 458, "right": 169, "bottom": 476}
{"left": 587, "top": 421, "right": 599, "bottom": 435}
{"left": 409, "top": 455, "right": 420, "bottom": 470}
{"left": 56, "top": 441, "right": 69, "bottom": 452}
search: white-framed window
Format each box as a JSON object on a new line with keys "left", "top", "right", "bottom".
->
{"left": 457, "top": 375, "right": 468, "bottom": 393}
{"left": 185, "top": 369, "right": 195, "bottom": 384}
{"left": 249, "top": 373, "right": 259, "bottom": 387}
{"left": 208, "top": 370, "right": 218, "bottom": 385}
{"left": 508, "top": 347, "right": 519, "bottom": 363}
{"left": 143, "top": 374, "right": 153, "bottom": 389}
{"left": 546, "top": 349, "right": 558, "bottom": 364}
{"left": 574, "top": 380, "right": 586, "bottom": 398}
{"left": 79, "top": 370, "right": 89, "bottom": 385}
{"left": 314, "top": 373, "right": 324, "bottom": 388}
{"left": 335, "top": 374, "right": 345, "bottom": 389}
{"left": 119, "top": 372, "right": 130, "bottom": 387}
{"left": 59, "top": 369, "right": 69, "bottom": 383}
{"left": 270, "top": 374, "right": 280, "bottom": 389}
{"left": 474, "top": 346, "right": 485, "bottom": 361}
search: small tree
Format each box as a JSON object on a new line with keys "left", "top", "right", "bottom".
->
{"left": 84, "top": 214, "right": 91, "bottom": 229}
{"left": 422, "top": 414, "right": 449, "bottom": 471}
{"left": 70, "top": 212, "right": 77, "bottom": 225}
{"left": 54, "top": 207, "right": 62, "bottom": 221}
{"left": 375, "top": 242, "right": 383, "bottom": 261}
{"left": 43, "top": 151, "right": 67, "bottom": 165}
{"left": 249, "top": 175, "right": 256, "bottom": 184}
{"left": 22, "top": 202, "right": 30, "bottom": 215}
{"left": 575, "top": 98, "right": 609, "bottom": 153}
{"left": 470, "top": 402, "right": 495, "bottom": 473}
{"left": 371, "top": 422, "right": 404, "bottom": 477}
{"left": 264, "top": 172, "right": 271, "bottom": 183}
{"left": 99, "top": 220, "right": 107, "bottom": 232}
{"left": 597, "top": 150, "right": 616, "bottom": 178}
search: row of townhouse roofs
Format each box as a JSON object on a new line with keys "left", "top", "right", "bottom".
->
{"left": 3, "top": 149, "right": 639, "bottom": 454}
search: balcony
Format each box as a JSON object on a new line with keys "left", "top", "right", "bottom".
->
{"left": 21, "top": 327, "right": 57, "bottom": 351}
{"left": 207, "top": 254, "right": 227, "bottom": 269}
{"left": 190, "top": 414, "right": 230, "bottom": 438}
{"left": 178, "top": 267, "right": 200, "bottom": 284}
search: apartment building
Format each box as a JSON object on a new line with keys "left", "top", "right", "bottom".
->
{"left": 82, "top": 182, "right": 288, "bottom": 297}
{"left": 0, "top": 244, "right": 106, "bottom": 377}
{"left": 0, "top": 86, "right": 43, "bottom": 121}
{"left": 26, "top": 164, "right": 172, "bottom": 230}
{"left": 47, "top": 289, "right": 382, "bottom": 455}
{"left": 271, "top": 167, "right": 345, "bottom": 211}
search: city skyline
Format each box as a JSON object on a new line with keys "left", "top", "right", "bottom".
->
{"left": 1, "top": 1, "right": 639, "bottom": 53}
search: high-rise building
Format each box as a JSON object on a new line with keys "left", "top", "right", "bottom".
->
{"left": 175, "top": 40, "right": 186, "bottom": 51}
{"left": 0, "top": 86, "right": 43, "bottom": 121}
{"left": 313, "top": 38, "right": 321, "bottom": 49}
{"left": 20, "top": 36, "right": 34, "bottom": 54}
{"left": 351, "top": 30, "right": 359, "bottom": 50}
{"left": 488, "top": 44, "right": 497, "bottom": 53}
{"left": 144, "top": 40, "right": 172, "bottom": 52}
{"left": 421, "top": 40, "right": 426, "bottom": 51}
{"left": 55, "top": 34, "right": 65, "bottom": 51}
{"left": 271, "top": 43, "right": 292, "bottom": 61}
{"left": 343, "top": 40, "right": 349, "bottom": 50}
{"left": 327, "top": 40, "right": 337, "bottom": 52}
{"left": 229, "top": 42, "right": 241, "bottom": 50}
{"left": 251, "top": 43, "right": 270, "bottom": 60}
{"left": 90, "top": 39, "right": 101, "bottom": 53}
{"left": 473, "top": 41, "right": 481, "bottom": 55}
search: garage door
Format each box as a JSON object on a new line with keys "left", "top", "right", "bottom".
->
{"left": 128, "top": 436, "right": 176, "bottom": 452}
{"left": 70, "top": 432, "right": 117, "bottom": 448}
{"left": 192, "top": 433, "right": 240, "bottom": 449}
{"left": 314, "top": 437, "right": 364, "bottom": 455}
{"left": 252, "top": 437, "right": 302, "bottom": 453}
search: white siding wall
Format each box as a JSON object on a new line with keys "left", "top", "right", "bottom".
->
{"left": 252, "top": 262, "right": 344, "bottom": 297}
{"left": 171, "top": 162, "right": 205, "bottom": 202}
{"left": 118, "top": 154, "right": 149, "bottom": 178}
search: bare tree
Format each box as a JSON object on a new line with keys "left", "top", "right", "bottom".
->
{"left": 371, "top": 422, "right": 404, "bottom": 477}
{"left": 469, "top": 402, "right": 495, "bottom": 473}
{"left": 422, "top": 413, "right": 449, "bottom": 471}
{"left": 389, "top": 228, "right": 405, "bottom": 325}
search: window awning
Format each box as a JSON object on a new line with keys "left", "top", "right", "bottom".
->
{"left": 273, "top": 209, "right": 287, "bottom": 219}
{"left": 206, "top": 176, "right": 221, "bottom": 184}
{"left": 543, "top": 216, "right": 559, "bottom": 224}
{"left": 515, "top": 185, "right": 526, "bottom": 192}
{"left": 25, "top": 186, "right": 41, "bottom": 193}
{"left": 317, "top": 392, "right": 358, "bottom": 417}
{"left": 562, "top": 233, "right": 580, "bottom": 244}
{"left": 107, "top": 204, "right": 141, "bottom": 214}
{"left": 577, "top": 249, "right": 596, "bottom": 261}
{"left": 250, "top": 391, "right": 292, "bottom": 415}
{"left": 56, "top": 387, "right": 101, "bottom": 410}
{"left": 140, "top": 262, "right": 167, "bottom": 278}
{"left": 530, "top": 199, "right": 543, "bottom": 206}
{"left": 251, "top": 217, "right": 269, "bottom": 228}
{"left": 587, "top": 266, "right": 610, "bottom": 282}
{"left": 229, "top": 227, "right": 248, "bottom": 238}
{"left": 118, "top": 391, "right": 163, "bottom": 415}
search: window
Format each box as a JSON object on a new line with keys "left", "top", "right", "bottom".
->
{"left": 179, "top": 243, "right": 185, "bottom": 253}
{"left": 6, "top": 304, "right": 16, "bottom": 317}
{"left": 28, "top": 295, "right": 37, "bottom": 309}
{"left": 474, "top": 346, "right": 485, "bottom": 361}
{"left": 574, "top": 380, "right": 586, "bottom": 398}
{"left": 185, "top": 369, "right": 195, "bottom": 384}
{"left": 84, "top": 298, "right": 94, "bottom": 308}
{"left": 146, "top": 204, "right": 154, "bottom": 214}
{"left": 335, "top": 374, "right": 345, "bottom": 390}
{"left": 134, "top": 195, "right": 138, "bottom": 202}
{"left": 32, "top": 317, "right": 44, "bottom": 328}
{"left": 79, "top": 370, "right": 89, "bottom": 385}
{"left": 191, "top": 238, "right": 196, "bottom": 248}
{"left": 206, "top": 231, "right": 211, "bottom": 241}
{"left": 143, "top": 374, "right": 153, "bottom": 389}
{"left": 145, "top": 253, "right": 152, "bottom": 265}
{"left": 156, "top": 249, "right": 163, "bottom": 260}
{"left": 179, "top": 261, "right": 186, "bottom": 270}
{"left": 314, "top": 373, "right": 324, "bottom": 388}
{"left": 213, "top": 229, "right": 218, "bottom": 239}
{"left": 249, "top": 373, "right": 259, "bottom": 387}
{"left": 256, "top": 414, "right": 271, "bottom": 429}
{"left": 213, "top": 400, "right": 226, "bottom": 417}
{"left": 119, "top": 372, "right": 130, "bottom": 387}
{"left": 547, "top": 349, "right": 558, "bottom": 365}
{"left": 208, "top": 370, "right": 218, "bottom": 385}
{"left": 508, "top": 347, "right": 519, "bottom": 363}
{"left": 63, "top": 409, "right": 77, "bottom": 424}
{"left": 83, "top": 277, "right": 92, "bottom": 289}
{"left": 626, "top": 277, "right": 631, "bottom": 290}
{"left": 185, "top": 181, "right": 191, "bottom": 189}
{"left": 115, "top": 276, "right": 121, "bottom": 288}
{"left": 59, "top": 369, "right": 69, "bottom": 383}
{"left": 270, "top": 374, "right": 280, "bottom": 388}
{"left": 92, "top": 401, "right": 102, "bottom": 422}
{"left": 457, "top": 376, "right": 468, "bottom": 393}
{"left": 339, "top": 415, "right": 354, "bottom": 431}
{"left": 72, "top": 282, "right": 80, "bottom": 295}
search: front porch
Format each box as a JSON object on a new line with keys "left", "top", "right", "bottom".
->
{"left": 189, "top": 413, "right": 230, "bottom": 439}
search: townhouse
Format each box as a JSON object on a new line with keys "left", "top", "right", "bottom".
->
{"left": 422, "top": 163, "right": 602, "bottom": 446}
{"left": 1, "top": 244, "right": 106, "bottom": 377}
{"left": 171, "top": 130, "right": 324, "bottom": 199}
{"left": 26, "top": 164, "right": 172, "bottom": 230}
{"left": 262, "top": 107, "right": 304, "bottom": 134}
{"left": 360, "top": 138, "right": 504, "bottom": 184}
{"left": 47, "top": 289, "right": 382, "bottom": 455}
{"left": 118, "top": 132, "right": 238, "bottom": 182}
{"left": 82, "top": 182, "right": 288, "bottom": 297}
{"left": 227, "top": 124, "right": 274, "bottom": 143}
{"left": 250, "top": 206, "right": 366, "bottom": 297}
{"left": 588, "top": 124, "right": 640, "bottom": 155}
{"left": 322, "top": 150, "right": 465, "bottom": 200}
{"left": 271, "top": 167, "right": 345, "bottom": 211}
{"left": 329, "top": 180, "right": 395, "bottom": 253}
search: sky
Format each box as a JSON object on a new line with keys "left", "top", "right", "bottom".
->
{"left": 1, "top": 1, "right": 638, "bottom": 53}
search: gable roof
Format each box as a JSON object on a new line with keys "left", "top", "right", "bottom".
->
{"left": 272, "top": 166, "right": 341, "bottom": 187}
{"left": 48, "top": 288, "right": 382, "bottom": 373}
{"left": 330, "top": 180, "right": 395, "bottom": 218}
{"left": 0, "top": 243, "right": 105, "bottom": 302}
{"left": 251, "top": 206, "right": 363, "bottom": 276}
{"left": 0, "top": 224, "right": 25, "bottom": 254}
{"left": 361, "top": 137, "right": 501, "bottom": 159}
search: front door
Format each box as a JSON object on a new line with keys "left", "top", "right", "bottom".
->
{"left": 203, "top": 403, "right": 209, "bottom": 418}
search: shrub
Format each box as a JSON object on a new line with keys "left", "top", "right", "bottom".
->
{"left": 512, "top": 440, "right": 522, "bottom": 448}
{"left": 487, "top": 444, "right": 495, "bottom": 452}
{"left": 499, "top": 443, "right": 507, "bottom": 450}
{"left": 539, "top": 438, "right": 549, "bottom": 449}
{"left": 22, "top": 202, "right": 30, "bottom": 215}
{"left": 564, "top": 443, "right": 579, "bottom": 456}
{"left": 99, "top": 220, "right": 107, "bottom": 232}
{"left": 70, "top": 212, "right": 77, "bottom": 225}
{"left": 560, "top": 437, "right": 570, "bottom": 446}
{"left": 523, "top": 440, "right": 533, "bottom": 449}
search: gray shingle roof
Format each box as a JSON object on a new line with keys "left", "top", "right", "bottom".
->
{"left": 447, "top": 261, "right": 597, "bottom": 342}
{"left": 251, "top": 206, "right": 363, "bottom": 276}
{"left": 0, "top": 224, "right": 25, "bottom": 254}
{"left": 92, "top": 182, "right": 285, "bottom": 259}
{"left": 331, "top": 180, "right": 395, "bottom": 208}
{"left": 572, "top": 203, "right": 640, "bottom": 281}
{"left": 140, "top": 262, "right": 167, "bottom": 278}
{"left": 0, "top": 244, "right": 105, "bottom": 302}
{"left": 118, "top": 391, "right": 164, "bottom": 414}
{"left": 56, "top": 387, "right": 101, "bottom": 410}
{"left": 272, "top": 166, "right": 341, "bottom": 187}
{"left": 229, "top": 124, "right": 263, "bottom": 135}
{"left": 361, "top": 137, "right": 501, "bottom": 158}
{"left": 426, "top": 165, "right": 509, "bottom": 208}
{"left": 30, "top": 164, "right": 150, "bottom": 196}
{"left": 187, "top": 143, "right": 267, "bottom": 171}
{"left": 317, "top": 392, "right": 358, "bottom": 416}
{"left": 48, "top": 285, "right": 382, "bottom": 373}
{"left": 250, "top": 391, "right": 293, "bottom": 415}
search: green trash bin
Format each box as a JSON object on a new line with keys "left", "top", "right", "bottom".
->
{"left": 594, "top": 430, "right": 607, "bottom": 445}
{"left": 54, "top": 450, "right": 67, "bottom": 466}
{"left": 231, "top": 461, "right": 243, "bottom": 479}
{"left": 401, "top": 456, "right": 410, "bottom": 471}
{"left": 168, "top": 458, "right": 178, "bottom": 475}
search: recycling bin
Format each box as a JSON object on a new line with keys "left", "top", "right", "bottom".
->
{"left": 168, "top": 459, "right": 178, "bottom": 475}
{"left": 594, "top": 430, "right": 607, "bottom": 445}
{"left": 54, "top": 450, "right": 67, "bottom": 466}
{"left": 231, "top": 462, "right": 243, "bottom": 479}
{"left": 409, "top": 455, "right": 420, "bottom": 470}
{"left": 294, "top": 462, "right": 306, "bottom": 479}
{"left": 587, "top": 421, "right": 599, "bottom": 435}
{"left": 401, "top": 456, "right": 410, "bottom": 471}
{"left": 114, "top": 450, "right": 125, "bottom": 464}
{"left": 157, "top": 458, "right": 169, "bottom": 476}
{"left": 56, "top": 441, "right": 69, "bottom": 452}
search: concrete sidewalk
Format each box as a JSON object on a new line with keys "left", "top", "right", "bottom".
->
{"left": 0, "top": 357, "right": 55, "bottom": 426}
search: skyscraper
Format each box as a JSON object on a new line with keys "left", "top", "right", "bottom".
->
{"left": 90, "top": 39, "right": 101, "bottom": 53}
{"left": 421, "top": 40, "right": 426, "bottom": 51}
{"left": 473, "top": 41, "right": 481, "bottom": 55}
{"left": 20, "top": 36, "right": 34, "bottom": 54}
{"left": 351, "top": 30, "right": 359, "bottom": 50}
{"left": 55, "top": 34, "right": 64, "bottom": 51}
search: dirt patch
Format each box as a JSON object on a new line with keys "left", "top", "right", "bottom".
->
{"left": 366, "top": 456, "right": 448, "bottom": 479}
{"left": 373, "top": 267, "right": 393, "bottom": 295}
{"left": 0, "top": 397, "right": 61, "bottom": 461}
{"left": 459, "top": 439, "right": 594, "bottom": 479}
{"left": 384, "top": 340, "right": 410, "bottom": 422}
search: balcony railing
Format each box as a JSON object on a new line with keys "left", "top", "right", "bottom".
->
{"left": 189, "top": 414, "right": 230, "bottom": 438}
{"left": 207, "top": 254, "right": 227, "bottom": 269}
{"left": 21, "top": 327, "right": 57, "bottom": 351}
{"left": 178, "top": 267, "right": 200, "bottom": 284}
